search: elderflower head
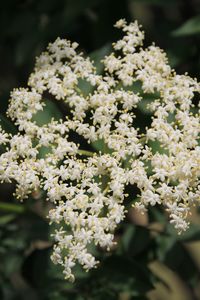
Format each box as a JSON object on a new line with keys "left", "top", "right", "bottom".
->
{"left": 0, "top": 19, "right": 199, "bottom": 281}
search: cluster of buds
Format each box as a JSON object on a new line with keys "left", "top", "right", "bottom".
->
{"left": 0, "top": 19, "right": 199, "bottom": 281}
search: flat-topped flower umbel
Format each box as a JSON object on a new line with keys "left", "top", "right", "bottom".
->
{"left": 0, "top": 19, "right": 199, "bottom": 281}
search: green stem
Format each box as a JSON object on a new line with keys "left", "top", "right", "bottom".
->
{"left": 0, "top": 202, "right": 25, "bottom": 213}
{"left": 77, "top": 149, "right": 94, "bottom": 157}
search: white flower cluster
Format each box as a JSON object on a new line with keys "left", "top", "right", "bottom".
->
{"left": 0, "top": 19, "right": 199, "bottom": 281}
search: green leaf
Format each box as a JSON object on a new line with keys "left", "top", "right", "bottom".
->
{"left": 148, "top": 206, "right": 167, "bottom": 224}
{"left": 162, "top": 241, "right": 199, "bottom": 284}
{"left": 0, "top": 202, "right": 25, "bottom": 214}
{"left": 32, "top": 99, "right": 62, "bottom": 126}
{"left": 155, "top": 229, "right": 200, "bottom": 285}
{"left": 148, "top": 140, "right": 168, "bottom": 155}
{"left": 98, "top": 255, "right": 154, "bottom": 294}
{"left": 156, "top": 235, "right": 176, "bottom": 261}
{"left": 138, "top": 97, "right": 155, "bottom": 115}
{"left": 127, "top": 81, "right": 142, "bottom": 93}
{"left": 2, "top": 236, "right": 25, "bottom": 249}
{"left": 167, "top": 223, "right": 200, "bottom": 242}
{"left": 77, "top": 78, "right": 93, "bottom": 96}
{"left": 3, "top": 254, "right": 23, "bottom": 276}
{"left": 122, "top": 225, "right": 151, "bottom": 256}
{"left": 90, "top": 44, "right": 111, "bottom": 74}
{"left": 122, "top": 225, "right": 135, "bottom": 252}
{"left": 32, "top": 99, "right": 62, "bottom": 158}
{"left": 0, "top": 114, "right": 17, "bottom": 134}
{"left": 37, "top": 145, "right": 52, "bottom": 159}
{"left": 172, "top": 15, "right": 200, "bottom": 36}
{"left": 92, "top": 139, "right": 113, "bottom": 154}
{"left": 0, "top": 214, "right": 16, "bottom": 225}
{"left": 78, "top": 45, "right": 111, "bottom": 96}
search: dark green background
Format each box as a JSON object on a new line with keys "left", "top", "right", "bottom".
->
{"left": 0, "top": 0, "right": 200, "bottom": 299}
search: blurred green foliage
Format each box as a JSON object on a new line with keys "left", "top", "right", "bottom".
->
{"left": 0, "top": 0, "right": 200, "bottom": 299}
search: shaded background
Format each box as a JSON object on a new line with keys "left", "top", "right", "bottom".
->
{"left": 0, "top": 0, "right": 200, "bottom": 299}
